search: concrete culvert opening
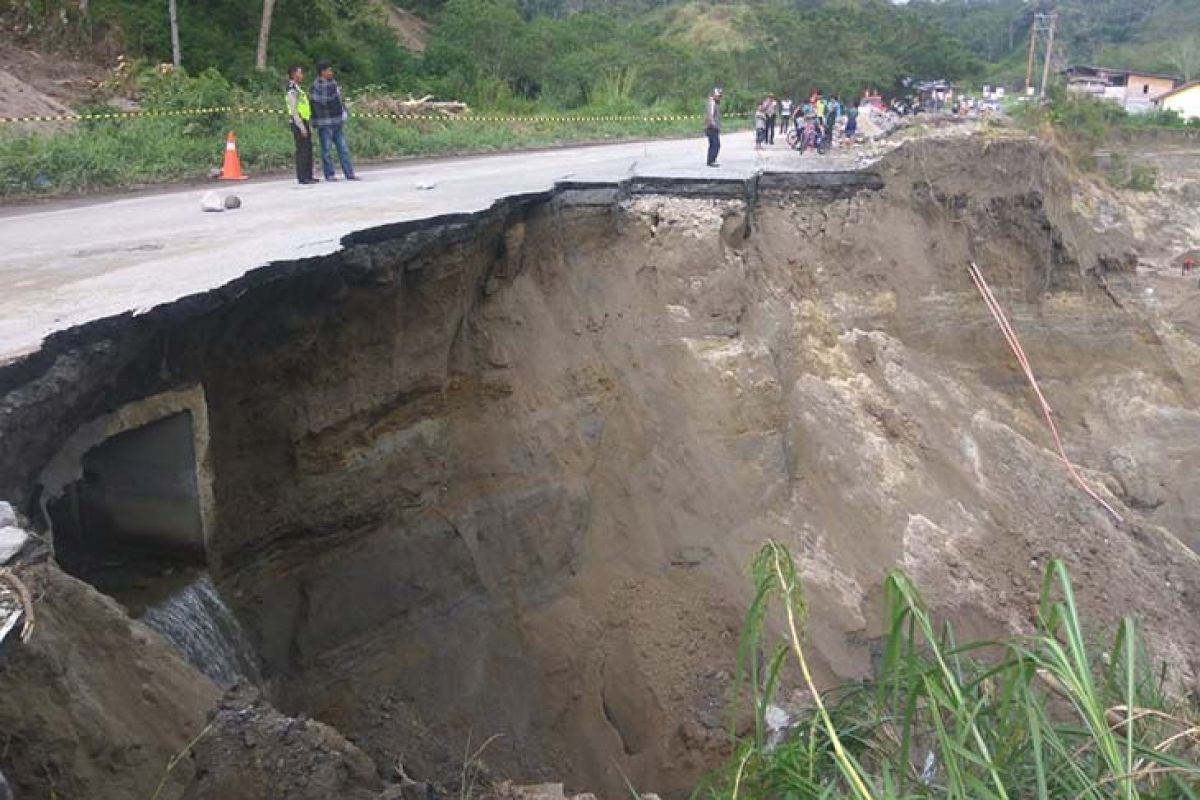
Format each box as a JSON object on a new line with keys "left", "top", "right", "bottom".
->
{"left": 48, "top": 411, "right": 206, "bottom": 611}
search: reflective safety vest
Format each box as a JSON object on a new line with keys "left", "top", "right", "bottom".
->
{"left": 288, "top": 83, "right": 312, "bottom": 121}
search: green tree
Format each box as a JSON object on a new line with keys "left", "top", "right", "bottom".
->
{"left": 423, "top": 0, "right": 531, "bottom": 103}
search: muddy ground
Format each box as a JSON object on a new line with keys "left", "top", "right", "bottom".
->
{"left": 1, "top": 131, "right": 1199, "bottom": 799}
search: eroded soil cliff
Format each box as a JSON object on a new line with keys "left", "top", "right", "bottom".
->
{"left": 2, "top": 134, "right": 1199, "bottom": 799}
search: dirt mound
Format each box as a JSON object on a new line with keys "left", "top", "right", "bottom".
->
{"left": 0, "top": 69, "right": 72, "bottom": 121}
{"left": 2, "top": 133, "right": 1200, "bottom": 799}
{"left": 0, "top": 44, "right": 104, "bottom": 112}
{"left": 0, "top": 563, "right": 219, "bottom": 800}
{"left": 182, "top": 686, "right": 385, "bottom": 800}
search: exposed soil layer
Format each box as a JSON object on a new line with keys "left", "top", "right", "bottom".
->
{"left": 0, "top": 563, "right": 219, "bottom": 800}
{"left": 0, "top": 43, "right": 106, "bottom": 117}
{"left": 182, "top": 686, "right": 384, "bottom": 800}
{"left": 2, "top": 135, "right": 1200, "bottom": 799}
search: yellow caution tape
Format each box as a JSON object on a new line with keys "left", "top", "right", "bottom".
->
{"left": 0, "top": 107, "right": 744, "bottom": 125}
{"left": 0, "top": 106, "right": 248, "bottom": 123}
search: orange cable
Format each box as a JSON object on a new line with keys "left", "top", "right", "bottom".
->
{"left": 968, "top": 262, "right": 1124, "bottom": 523}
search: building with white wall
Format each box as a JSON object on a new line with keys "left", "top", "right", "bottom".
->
{"left": 1156, "top": 81, "right": 1200, "bottom": 120}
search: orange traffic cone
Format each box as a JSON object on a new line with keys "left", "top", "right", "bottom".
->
{"left": 219, "top": 131, "right": 249, "bottom": 181}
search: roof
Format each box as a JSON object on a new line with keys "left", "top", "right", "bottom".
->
{"left": 1156, "top": 80, "right": 1200, "bottom": 102}
{"left": 1062, "top": 65, "right": 1182, "bottom": 82}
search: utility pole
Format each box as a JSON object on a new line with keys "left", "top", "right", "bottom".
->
{"left": 1039, "top": 12, "right": 1058, "bottom": 98}
{"left": 168, "top": 0, "right": 181, "bottom": 68}
{"left": 1026, "top": 11, "right": 1059, "bottom": 98}
{"left": 1025, "top": 14, "right": 1038, "bottom": 94}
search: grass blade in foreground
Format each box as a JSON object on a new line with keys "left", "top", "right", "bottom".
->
{"left": 697, "top": 542, "right": 1200, "bottom": 800}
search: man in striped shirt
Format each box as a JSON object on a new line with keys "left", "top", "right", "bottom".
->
{"left": 310, "top": 63, "right": 360, "bottom": 182}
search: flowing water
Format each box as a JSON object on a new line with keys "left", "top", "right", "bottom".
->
{"left": 140, "top": 573, "right": 262, "bottom": 688}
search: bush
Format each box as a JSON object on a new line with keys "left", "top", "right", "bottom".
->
{"left": 138, "top": 67, "right": 236, "bottom": 111}
{"left": 1125, "top": 110, "right": 1200, "bottom": 130}
{"left": 1107, "top": 156, "right": 1159, "bottom": 192}
{"left": 695, "top": 542, "right": 1200, "bottom": 800}
{"left": 1011, "top": 85, "right": 1128, "bottom": 164}
{"left": 1012, "top": 87, "right": 1192, "bottom": 179}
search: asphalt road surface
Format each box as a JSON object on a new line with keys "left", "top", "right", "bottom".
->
{"left": 0, "top": 130, "right": 871, "bottom": 363}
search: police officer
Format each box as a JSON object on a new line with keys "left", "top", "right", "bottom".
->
{"left": 286, "top": 65, "right": 318, "bottom": 185}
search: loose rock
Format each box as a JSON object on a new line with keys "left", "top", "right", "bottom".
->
{"left": 0, "top": 526, "right": 28, "bottom": 564}
{"left": 200, "top": 191, "right": 224, "bottom": 212}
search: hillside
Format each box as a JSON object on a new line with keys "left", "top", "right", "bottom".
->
{"left": 1, "top": 0, "right": 1198, "bottom": 113}
{"left": 911, "top": 0, "right": 1200, "bottom": 81}
{"left": 374, "top": 1, "right": 431, "bottom": 52}
{"left": 650, "top": 2, "right": 752, "bottom": 51}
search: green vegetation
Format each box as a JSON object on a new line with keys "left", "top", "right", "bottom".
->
{"left": 1, "top": 0, "right": 1197, "bottom": 196}
{"left": 1007, "top": 85, "right": 1195, "bottom": 191}
{"left": 1, "top": 0, "right": 417, "bottom": 92}
{"left": 5, "top": 0, "right": 1196, "bottom": 104}
{"left": 1011, "top": 85, "right": 1132, "bottom": 161}
{"left": 696, "top": 542, "right": 1200, "bottom": 799}
{"left": 1, "top": 0, "right": 992, "bottom": 108}
{"left": 1108, "top": 158, "right": 1158, "bottom": 193}
{"left": 911, "top": 0, "right": 1200, "bottom": 86}
{"left": 0, "top": 68, "right": 715, "bottom": 196}
{"left": 0, "top": 0, "right": 980, "bottom": 197}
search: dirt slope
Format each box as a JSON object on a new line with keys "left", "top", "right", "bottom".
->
{"left": 374, "top": 2, "right": 431, "bottom": 53}
{"left": 0, "top": 69, "right": 72, "bottom": 120}
{"left": 198, "top": 136, "right": 1200, "bottom": 796}
{"left": 0, "top": 564, "right": 219, "bottom": 800}
{"left": 0, "top": 44, "right": 105, "bottom": 116}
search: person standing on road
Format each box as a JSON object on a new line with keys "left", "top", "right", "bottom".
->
{"left": 704, "top": 87, "right": 723, "bottom": 167}
{"left": 765, "top": 93, "right": 778, "bottom": 145}
{"left": 754, "top": 97, "right": 769, "bottom": 150}
{"left": 779, "top": 96, "right": 793, "bottom": 138}
{"left": 824, "top": 95, "right": 841, "bottom": 149}
{"left": 310, "top": 62, "right": 359, "bottom": 182}
{"left": 844, "top": 101, "right": 859, "bottom": 141}
{"left": 286, "top": 66, "right": 318, "bottom": 185}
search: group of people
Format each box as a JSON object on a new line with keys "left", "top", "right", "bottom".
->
{"left": 703, "top": 87, "right": 866, "bottom": 166}
{"left": 286, "top": 63, "right": 359, "bottom": 185}
{"left": 282, "top": 74, "right": 882, "bottom": 178}
{"left": 755, "top": 92, "right": 861, "bottom": 151}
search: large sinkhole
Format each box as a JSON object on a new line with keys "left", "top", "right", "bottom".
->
{"left": 13, "top": 145, "right": 1200, "bottom": 799}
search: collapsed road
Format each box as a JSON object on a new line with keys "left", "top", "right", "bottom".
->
{"left": 1, "top": 128, "right": 1200, "bottom": 800}
{"left": 0, "top": 129, "right": 871, "bottom": 363}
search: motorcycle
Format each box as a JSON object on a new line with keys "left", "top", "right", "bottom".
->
{"left": 786, "top": 115, "right": 829, "bottom": 155}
